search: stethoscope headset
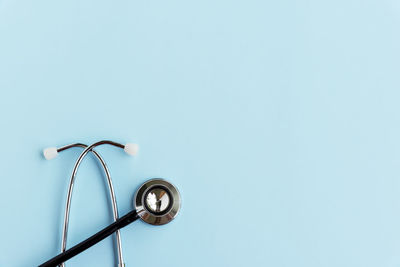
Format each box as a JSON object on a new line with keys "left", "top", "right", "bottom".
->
{"left": 39, "top": 140, "right": 181, "bottom": 267}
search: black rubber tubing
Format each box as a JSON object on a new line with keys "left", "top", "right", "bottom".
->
{"left": 39, "top": 210, "right": 139, "bottom": 267}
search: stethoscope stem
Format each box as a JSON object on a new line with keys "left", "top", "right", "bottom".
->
{"left": 39, "top": 210, "right": 139, "bottom": 267}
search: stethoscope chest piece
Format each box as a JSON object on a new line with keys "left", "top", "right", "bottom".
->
{"left": 135, "top": 178, "right": 181, "bottom": 225}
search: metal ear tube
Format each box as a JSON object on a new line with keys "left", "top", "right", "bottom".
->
{"left": 44, "top": 142, "right": 132, "bottom": 267}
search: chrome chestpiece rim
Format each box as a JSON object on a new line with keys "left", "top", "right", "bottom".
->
{"left": 135, "top": 178, "right": 181, "bottom": 225}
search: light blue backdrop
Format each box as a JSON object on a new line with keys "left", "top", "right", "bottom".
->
{"left": 1, "top": 0, "right": 400, "bottom": 266}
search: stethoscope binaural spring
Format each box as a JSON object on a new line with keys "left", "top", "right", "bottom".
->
{"left": 40, "top": 140, "right": 181, "bottom": 267}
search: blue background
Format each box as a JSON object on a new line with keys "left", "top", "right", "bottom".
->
{"left": 1, "top": 0, "right": 400, "bottom": 266}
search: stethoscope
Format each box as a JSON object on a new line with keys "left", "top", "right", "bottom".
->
{"left": 39, "top": 140, "right": 181, "bottom": 267}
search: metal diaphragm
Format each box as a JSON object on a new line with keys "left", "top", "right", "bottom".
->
{"left": 134, "top": 178, "right": 181, "bottom": 225}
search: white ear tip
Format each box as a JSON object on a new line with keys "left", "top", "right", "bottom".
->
{"left": 124, "top": 143, "right": 139, "bottom": 156}
{"left": 43, "top": 147, "right": 58, "bottom": 160}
